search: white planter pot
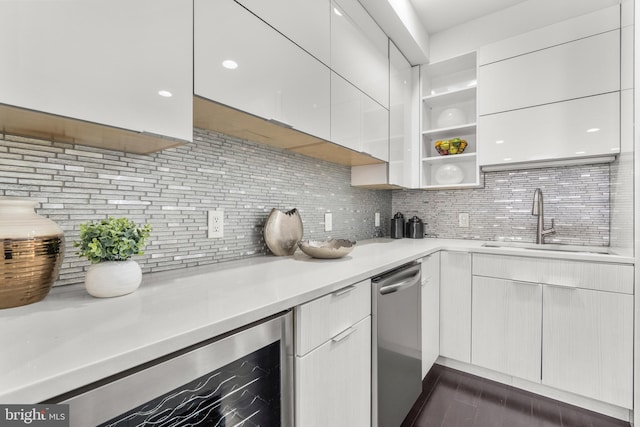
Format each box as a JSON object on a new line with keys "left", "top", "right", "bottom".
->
{"left": 85, "top": 260, "right": 142, "bottom": 298}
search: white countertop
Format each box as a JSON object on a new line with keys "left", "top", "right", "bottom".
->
{"left": 0, "top": 238, "right": 633, "bottom": 403}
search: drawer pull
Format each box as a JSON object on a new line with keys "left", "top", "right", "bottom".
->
{"left": 544, "top": 283, "right": 577, "bottom": 290}
{"left": 512, "top": 280, "right": 539, "bottom": 287}
{"left": 333, "top": 285, "right": 356, "bottom": 297}
{"left": 332, "top": 327, "right": 355, "bottom": 343}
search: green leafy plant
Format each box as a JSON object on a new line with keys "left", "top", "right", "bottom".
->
{"left": 74, "top": 217, "right": 152, "bottom": 264}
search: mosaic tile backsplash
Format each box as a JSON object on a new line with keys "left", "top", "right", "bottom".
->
{"left": 392, "top": 165, "right": 610, "bottom": 246}
{"left": 0, "top": 129, "right": 391, "bottom": 287}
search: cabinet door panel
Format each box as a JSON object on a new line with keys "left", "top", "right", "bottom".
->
{"left": 542, "top": 287, "right": 633, "bottom": 408}
{"left": 472, "top": 277, "right": 542, "bottom": 382}
{"left": 331, "top": 0, "right": 389, "bottom": 107}
{"left": 479, "top": 30, "right": 620, "bottom": 115}
{"left": 331, "top": 73, "right": 389, "bottom": 160}
{"left": 389, "top": 42, "right": 416, "bottom": 187}
{"left": 421, "top": 253, "right": 440, "bottom": 377}
{"left": 296, "top": 317, "right": 371, "bottom": 427}
{"left": 439, "top": 252, "right": 471, "bottom": 363}
{"left": 331, "top": 73, "right": 362, "bottom": 152}
{"left": 236, "top": 0, "right": 330, "bottom": 65}
{"left": 478, "top": 92, "right": 620, "bottom": 167}
{"left": 0, "top": 0, "right": 192, "bottom": 142}
{"left": 195, "top": 0, "right": 330, "bottom": 140}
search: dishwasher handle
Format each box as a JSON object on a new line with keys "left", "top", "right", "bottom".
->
{"left": 374, "top": 263, "right": 421, "bottom": 295}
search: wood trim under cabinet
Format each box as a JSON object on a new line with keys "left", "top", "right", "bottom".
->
{"left": 194, "top": 96, "right": 385, "bottom": 167}
{"left": 0, "top": 103, "right": 185, "bottom": 154}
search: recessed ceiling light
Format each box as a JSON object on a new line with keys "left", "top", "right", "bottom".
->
{"left": 222, "top": 59, "right": 238, "bottom": 70}
{"left": 158, "top": 90, "right": 172, "bottom": 98}
{"left": 575, "top": 151, "right": 586, "bottom": 155}
{"left": 503, "top": 158, "right": 512, "bottom": 161}
{"left": 333, "top": 7, "right": 342, "bottom": 16}
{"left": 495, "top": 140, "right": 504, "bottom": 144}
{"left": 586, "top": 128, "right": 600, "bottom": 133}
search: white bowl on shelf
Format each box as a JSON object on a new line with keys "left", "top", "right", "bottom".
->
{"left": 434, "top": 164, "right": 464, "bottom": 185}
{"left": 437, "top": 108, "right": 466, "bottom": 128}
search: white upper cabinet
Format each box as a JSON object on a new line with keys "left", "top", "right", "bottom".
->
{"left": 389, "top": 42, "right": 418, "bottom": 188}
{"left": 331, "top": 0, "right": 389, "bottom": 108}
{"left": 235, "top": 0, "right": 331, "bottom": 65}
{"left": 477, "top": 5, "right": 621, "bottom": 170}
{"left": 0, "top": 0, "right": 193, "bottom": 147}
{"left": 479, "top": 92, "right": 620, "bottom": 167}
{"left": 331, "top": 72, "right": 389, "bottom": 160}
{"left": 350, "top": 41, "right": 415, "bottom": 188}
{"left": 194, "top": 0, "right": 330, "bottom": 141}
{"left": 478, "top": 30, "right": 620, "bottom": 116}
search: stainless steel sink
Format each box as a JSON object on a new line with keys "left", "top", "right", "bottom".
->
{"left": 481, "top": 241, "right": 615, "bottom": 255}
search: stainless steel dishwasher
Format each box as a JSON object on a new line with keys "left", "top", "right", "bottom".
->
{"left": 372, "top": 261, "right": 422, "bottom": 427}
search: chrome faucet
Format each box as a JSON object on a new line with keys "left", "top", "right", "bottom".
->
{"left": 532, "top": 188, "right": 555, "bottom": 244}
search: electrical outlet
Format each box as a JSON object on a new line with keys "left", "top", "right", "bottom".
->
{"left": 375, "top": 212, "right": 380, "bottom": 227}
{"left": 324, "top": 213, "right": 332, "bottom": 232}
{"left": 208, "top": 210, "right": 224, "bottom": 238}
{"left": 459, "top": 213, "right": 469, "bottom": 228}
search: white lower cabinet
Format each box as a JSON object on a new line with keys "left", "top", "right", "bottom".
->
{"left": 439, "top": 252, "right": 471, "bottom": 363}
{"left": 471, "top": 253, "right": 633, "bottom": 409}
{"left": 542, "top": 286, "right": 633, "bottom": 408}
{"left": 295, "top": 281, "right": 371, "bottom": 427}
{"left": 471, "top": 276, "right": 542, "bottom": 383}
{"left": 421, "top": 252, "right": 440, "bottom": 378}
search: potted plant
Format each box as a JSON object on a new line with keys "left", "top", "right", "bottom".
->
{"left": 74, "top": 217, "right": 152, "bottom": 298}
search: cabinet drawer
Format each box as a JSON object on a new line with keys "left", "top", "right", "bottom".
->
{"left": 295, "top": 279, "right": 371, "bottom": 355}
{"left": 473, "top": 253, "right": 633, "bottom": 294}
{"left": 296, "top": 316, "right": 371, "bottom": 426}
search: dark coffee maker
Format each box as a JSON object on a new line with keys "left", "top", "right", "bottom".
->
{"left": 390, "top": 212, "right": 405, "bottom": 239}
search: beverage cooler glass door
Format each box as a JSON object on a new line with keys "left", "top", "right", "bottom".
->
{"left": 56, "top": 312, "right": 293, "bottom": 427}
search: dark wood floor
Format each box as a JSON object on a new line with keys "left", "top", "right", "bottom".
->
{"left": 401, "top": 364, "right": 630, "bottom": 427}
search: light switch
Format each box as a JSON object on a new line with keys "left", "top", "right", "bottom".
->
{"left": 459, "top": 213, "right": 469, "bottom": 228}
{"left": 325, "top": 213, "right": 332, "bottom": 231}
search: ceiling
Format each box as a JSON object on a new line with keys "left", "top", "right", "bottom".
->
{"left": 408, "top": 0, "right": 529, "bottom": 34}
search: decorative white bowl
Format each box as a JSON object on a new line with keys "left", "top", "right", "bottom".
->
{"left": 434, "top": 164, "right": 464, "bottom": 185}
{"left": 298, "top": 239, "right": 356, "bottom": 259}
{"left": 437, "top": 108, "right": 467, "bottom": 128}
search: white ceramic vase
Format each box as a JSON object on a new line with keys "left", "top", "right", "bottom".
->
{"left": 85, "top": 260, "right": 142, "bottom": 298}
{"left": 263, "top": 208, "right": 303, "bottom": 256}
